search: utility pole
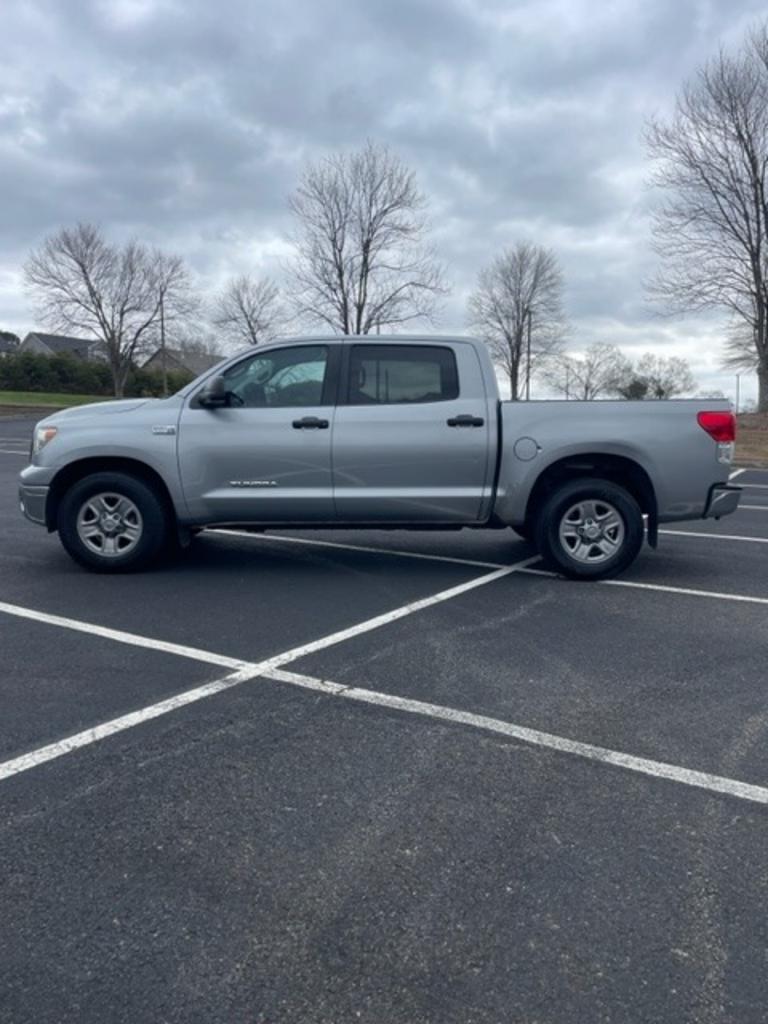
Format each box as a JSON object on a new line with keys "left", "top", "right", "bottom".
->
{"left": 565, "top": 362, "right": 570, "bottom": 400}
{"left": 160, "top": 290, "right": 168, "bottom": 398}
{"left": 735, "top": 373, "right": 740, "bottom": 415}
{"left": 525, "top": 308, "right": 532, "bottom": 401}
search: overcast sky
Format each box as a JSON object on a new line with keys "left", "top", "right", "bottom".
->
{"left": 2, "top": 0, "right": 765, "bottom": 401}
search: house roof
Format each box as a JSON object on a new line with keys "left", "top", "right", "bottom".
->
{"left": 24, "top": 332, "right": 101, "bottom": 355}
{"left": 145, "top": 347, "right": 223, "bottom": 376}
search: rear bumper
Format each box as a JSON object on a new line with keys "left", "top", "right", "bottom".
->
{"left": 703, "top": 483, "right": 741, "bottom": 519}
{"left": 19, "top": 484, "right": 49, "bottom": 526}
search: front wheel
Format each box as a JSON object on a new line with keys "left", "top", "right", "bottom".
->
{"left": 57, "top": 472, "right": 171, "bottom": 573}
{"left": 534, "top": 478, "right": 644, "bottom": 580}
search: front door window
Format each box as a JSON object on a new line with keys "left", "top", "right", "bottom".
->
{"left": 223, "top": 345, "right": 329, "bottom": 408}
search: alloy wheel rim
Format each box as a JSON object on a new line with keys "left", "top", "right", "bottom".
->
{"left": 558, "top": 499, "right": 625, "bottom": 564}
{"left": 76, "top": 492, "right": 144, "bottom": 558}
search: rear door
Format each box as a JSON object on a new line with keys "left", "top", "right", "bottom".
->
{"left": 331, "top": 341, "right": 492, "bottom": 522}
{"left": 178, "top": 343, "right": 338, "bottom": 523}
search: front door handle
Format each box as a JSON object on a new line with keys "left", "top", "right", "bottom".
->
{"left": 447, "top": 414, "right": 485, "bottom": 427}
{"left": 293, "top": 416, "right": 329, "bottom": 429}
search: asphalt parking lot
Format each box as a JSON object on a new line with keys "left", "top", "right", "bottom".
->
{"left": 2, "top": 413, "right": 768, "bottom": 1024}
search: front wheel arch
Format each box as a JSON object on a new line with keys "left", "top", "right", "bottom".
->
{"left": 57, "top": 470, "right": 172, "bottom": 572}
{"left": 46, "top": 457, "right": 177, "bottom": 532}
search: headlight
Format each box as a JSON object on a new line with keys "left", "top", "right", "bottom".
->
{"left": 32, "top": 425, "right": 58, "bottom": 455}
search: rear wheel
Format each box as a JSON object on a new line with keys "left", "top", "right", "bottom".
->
{"left": 57, "top": 472, "right": 171, "bottom": 573}
{"left": 534, "top": 478, "right": 644, "bottom": 580}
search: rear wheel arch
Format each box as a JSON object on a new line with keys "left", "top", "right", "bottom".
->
{"left": 534, "top": 476, "right": 646, "bottom": 580}
{"left": 523, "top": 453, "right": 657, "bottom": 535}
{"left": 46, "top": 457, "right": 177, "bottom": 532}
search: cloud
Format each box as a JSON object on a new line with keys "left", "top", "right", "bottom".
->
{"left": 0, "top": 0, "right": 765, "bottom": 401}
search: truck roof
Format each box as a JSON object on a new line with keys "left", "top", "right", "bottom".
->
{"left": 264, "top": 334, "right": 480, "bottom": 347}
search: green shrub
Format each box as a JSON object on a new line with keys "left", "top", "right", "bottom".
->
{"left": 125, "top": 366, "right": 194, "bottom": 397}
{"left": 0, "top": 353, "right": 193, "bottom": 397}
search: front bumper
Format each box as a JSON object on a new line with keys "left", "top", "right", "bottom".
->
{"left": 19, "top": 484, "right": 49, "bottom": 526}
{"left": 703, "top": 483, "right": 741, "bottom": 519}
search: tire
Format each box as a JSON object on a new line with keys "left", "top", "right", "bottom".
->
{"left": 534, "top": 478, "right": 644, "bottom": 581}
{"left": 57, "top": 472, "right": 171, "bottom": 573}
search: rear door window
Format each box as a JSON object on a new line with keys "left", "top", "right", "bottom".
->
{"left": 347, "top": 345, "right": 459, "bottom": 405}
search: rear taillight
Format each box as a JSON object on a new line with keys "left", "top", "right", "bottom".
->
{"left": 697, "top": 411, "right": 736, "bottom": 443}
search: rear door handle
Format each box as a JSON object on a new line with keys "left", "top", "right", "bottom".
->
{"left": 292, "top": 416, "right": 329, "bottom": 429}
{"left": 447, "top": 414, "right": 485, "bottom": 427}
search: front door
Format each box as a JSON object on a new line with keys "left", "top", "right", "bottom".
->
{"left": 178, "top": 344, "right": 337, "bottom": 523}
{"left": 332, "top": 342, "right": 492, "bottom": 522}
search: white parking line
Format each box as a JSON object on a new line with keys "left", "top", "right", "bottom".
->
{"left": 0, "top": 557, "right": 536, "bottom": 782}
{"left": 215, "top": 526, "right": 768, "bottom": 578}
{"left": 0, "top": 665, "right": 259, "bottom": 782}
{"left": 0, "top": 601, "right": 249, "bottom": 670}
{"left": 0, "top": 449, "right": 27, "bottom": 456}
{"left": 741, "top": 505, "right": 768, "bottom": 512}
{"left": 730, "top": 469, "right": 746, "bottom": 479}
{"left": 265, "top": 668, "right": 768, "bottom": 806}
{"left": 210, "top": 528, "right": 506, "bottom": 570}
{"left": 659, "top": 528, "right": 768, "bottom": 544}
{"left": 740, "top": 483, "right": 768, "bottom": 489}
{"left": 214, "top": 520, "right": 768, "bottom": 606}
{"left": 516, "top": 564, "right": 768, "bottom": 605}
{"left": 4, "top": 590, "right": 768, "bottom": 804}
{"left": 215, "top": 532, "right": 768, "bottom": 606}
{"left": 600, "top": 578, "right": 768, "bottom": 606}
{"left": 0, "top": 517, "right": 766, "bottom": 807}
{"left": 0, "top": 558, "right": 535, "bottom": 677}
{"left": 256, "top": 559, "right": 537, "bottom": 663}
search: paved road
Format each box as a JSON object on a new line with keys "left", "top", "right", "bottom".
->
{"left": 2, "top": 414, "right": 767, "bottom": 1023}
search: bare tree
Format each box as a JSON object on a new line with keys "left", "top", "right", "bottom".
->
{"left": 286, "top": 141, "right": 446, "bottom": 335}
{"left": 467, "top": 242, "right": 567, "bottom": 399}
{"left": 696, "top": 388, "right": 728, "bottom": 399}
{"left": 212, "top": 275, "right": 282, "bottom": 347}
{"left": 543, "top": 343, "right": 631, "bottom": 400}
{"left": 724, "top": 317, "right": 761, "bottom": 371}
{"left": 646, "top": 22, "right": 768, "bottom": 411}
{"left": 24, "top": 223, "right": 194, "bottom": 396}
{"left": 636, "top": 353, "right": 696, "bottom": 398}
{"left": 615, "top": 353, "right": 696, "bottom": 399}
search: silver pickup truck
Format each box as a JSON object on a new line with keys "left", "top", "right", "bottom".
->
{"left": 19, "top": 334, "right": 740, "bottom": 579}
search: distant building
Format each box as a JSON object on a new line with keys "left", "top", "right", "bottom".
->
{"left": 142, "top": 347, "right": 223, "bottom": 377}
{"left": 0, "top": 336, "right": 19, "bottom": 359}
{"left": 20, "top": 332, "right": 107, "bottom": 361}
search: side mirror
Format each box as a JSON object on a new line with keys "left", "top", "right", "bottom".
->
{"left": 198, "top": 375, "right": 229, "bottom": 408}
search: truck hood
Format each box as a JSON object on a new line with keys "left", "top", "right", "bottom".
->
{"left": 41, "top": 398, "right": 159, "bottom": 425}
